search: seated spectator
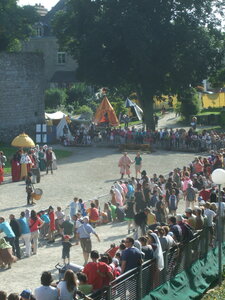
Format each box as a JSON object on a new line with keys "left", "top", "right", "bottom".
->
{"left": 20, "top": 290, "right": 34, "bottom": 300}
{"left": 0, "top": 237, "right": 16, "bottom": 269}
{"left": 115, "top": 203, "right": 125, "bottom": 222}
{"left": 77, "top": 272, "right": 93, "bottom": 295}
{"left": 34, "top": 271, "right": 58, "bottom": 300}
{"left": 0, "top": 291, "right": 6, "bottom": 300}
{"left": 57, "top": 269, "right": 78, "bottom": 300}
{"left": 87, "top": 203, "right": 99, "bottom": 228}
{"left": 7, "top": 294, "right": 19, "bottom": 300}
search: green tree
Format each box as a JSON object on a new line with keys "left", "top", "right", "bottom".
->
{"left": 75, "top": 105, "right": 93, "bottom": 120}
{"left": 178, "top": 88, "right": 201, "bottom": 121}
{"left": 45, "top": 88, "right": 67, "bottom": 109}
{"left": 66, "top": 82, "right": 93, "bottom": 106}
{"left": 0, "top": 1, "right": 38, "bottom": 52}
{"left": 53, "top": 0, "right": 225, "bottom": 129}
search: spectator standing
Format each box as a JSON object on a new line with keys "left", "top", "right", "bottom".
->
{"left": 134, "top": 152, "right": 142, "bottom": 178}
{"left": 61, "top": 216, "right": 74, "bottom": 237}
{"left": 121, "top": 237, "right": 142, "bottom": 273}
{"left": 0, "top": 217, "right": 15, "bottom": 253}
{"left": 34, "top": 271, "right": 58, "bottom": 300}
{"left": 69, "top": 197, "right": 79, "bottom": 219}
{"left": 48, "top": 206, "right": 55, "bottom": 243}
{"left": 77, "top": 216, "right": 100, "bottom": 265}
{"left": 18, "top": 212, "right": 31, "bottom": 257}
{"left": 9, "top": 214, "right": 21, "bottom": 259}
{"left": 185, "top": 183, "right": 196, "bottom": 209}
{"left": 185, "top": 208, "right": 197, "bottom": 230}
{"left": 29, "top": 210, "right": 44, "bottom": 255}
{"left": 168, "top": 189, "right": 178, "bottom": 216}
{"left": 45, "top": 148, "right": 53, "bottom": 175}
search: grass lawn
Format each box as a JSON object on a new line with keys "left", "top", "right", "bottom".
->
{"left": 197, "top": 111, "right": 221, "bottom": 116}
{"left": 0, "top": 145, "right": 72, "bottom": 174}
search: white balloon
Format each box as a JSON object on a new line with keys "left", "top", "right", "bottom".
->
{"left": 212, "top": 168, "right": 225, "bottom": 185}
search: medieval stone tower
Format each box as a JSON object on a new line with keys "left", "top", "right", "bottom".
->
{"left": 0, "top": 52, "right": 45, "bottom": 144}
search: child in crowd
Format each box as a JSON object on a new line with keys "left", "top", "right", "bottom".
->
{"left": 62, "top": 235, "right": 74, "bottom": 264}
{"left": 77, "top": 272, "right": 93, "bottom": 295}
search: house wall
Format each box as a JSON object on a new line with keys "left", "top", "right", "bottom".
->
{"left": 22, "top": 37, "right": 78, "bottom": 88}
{"left": 0, "top": 52, "right": 45, "bottom": 144}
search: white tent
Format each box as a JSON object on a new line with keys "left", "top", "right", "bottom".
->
{"left": 56, "top": 116, "right": 73, "bottom": 141}
{"left": 133, "top": 103, "right": 143, "bottom": 121}
{"left": 45, "top": 111, "right": 66, "bottom": 120}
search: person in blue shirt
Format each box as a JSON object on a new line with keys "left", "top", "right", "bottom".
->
{"left": 77, "top": 216, "right": 100, "bottom": 265}
{"left": 121, "top": 237, "right": 142, "bottom": 273}
{"left": 18, "top": 211, "right": 31, "bottom": 257}
{"left": 39, "top": 210, "right": 50, "bottom": 239}
{"left": 0, "top": 217, "right": 15, "bottom": 253}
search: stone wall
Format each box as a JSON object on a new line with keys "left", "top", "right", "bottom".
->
{"left": 0, "top": 52, "right": 45, "bottom": 144}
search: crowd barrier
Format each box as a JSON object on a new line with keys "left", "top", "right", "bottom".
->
{"left": 88, "top": 220, "right": 225, "bottom": 300}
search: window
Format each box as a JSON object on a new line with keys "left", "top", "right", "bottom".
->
{"left": 57, "top": 52, "right": 66, "bottom": 64}
{"left": 36, "top": 26, "right": 43, "bottom": 37}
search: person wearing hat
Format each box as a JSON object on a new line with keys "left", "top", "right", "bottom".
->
{"left": 185, "top": 208, "right": 196, "bottom": 230}
{"left": 20, "top": 289, "right": 32, "bottom": 300}
{"left": 62, "top": 235, "right": 74, "bottom": 264}
{"left": 77, "top": 216, "right": 100, "bottom": 265}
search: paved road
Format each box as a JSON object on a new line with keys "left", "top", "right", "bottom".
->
{"left": 0, "top": 147, "right": 196, "bottom": 294}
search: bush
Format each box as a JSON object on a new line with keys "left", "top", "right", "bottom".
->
{"left": 178, "top": 88, "right": 202, "bottom": 120}
{"left": 75, "top": 105, "right": 93, "bottom": 120}
{"left": 220, "top": 111, "right": 225, "bottom": 127}
{"left": 66, "top": 82, "right": 93, "bottom": 106}
{"left": 45, "top": 88, "right": 67, "bottom": 109}
{"left": 111, "top": 99, "right": 128, "bottom": 117}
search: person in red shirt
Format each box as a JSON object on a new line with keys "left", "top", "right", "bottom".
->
{"left": 29, "top": 210, "right": 44, "bottom": 255}
{"left": 88, "top": 203, "right": 99, "bottom": 228}
{"left": 48, "top": 206, "right": 56, "bottom": 243}
{"left": 199, "top": 186, "right": 211, "bottom": 202}
{"left": 83, "top": 250, "right": 113, "bottom": 291}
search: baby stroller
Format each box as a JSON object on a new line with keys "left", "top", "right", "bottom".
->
{"left": 55, "top": 262, "right": 83, "bottom": 281}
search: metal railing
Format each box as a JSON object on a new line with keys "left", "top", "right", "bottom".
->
{"left": 88, "top": 224, "right": 224, "bottom": 300}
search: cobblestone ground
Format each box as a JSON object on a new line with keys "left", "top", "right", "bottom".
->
{"left": 0, "top": 147, "right": 196, "bottom": 294}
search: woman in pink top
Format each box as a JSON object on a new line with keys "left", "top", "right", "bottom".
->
{"left": 29, "top": 210, "right": 44, "bottom": 254}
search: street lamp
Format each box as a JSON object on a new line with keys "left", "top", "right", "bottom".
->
{"left": 212, "top": 168, "right": 225, "bottom": 286}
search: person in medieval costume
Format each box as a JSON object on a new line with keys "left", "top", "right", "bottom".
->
{"left": 118, "top": 152, "right": 132, "bottom": 179}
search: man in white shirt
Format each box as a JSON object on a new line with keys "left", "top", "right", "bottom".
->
{"left": 35, "top": 271, "right": 58, "bottom": 300}
{"left": 69, "top": 197, "right": 79, "bottom": 218}
{"left": 204, "top": 202, "right": 216, "bottom": 246}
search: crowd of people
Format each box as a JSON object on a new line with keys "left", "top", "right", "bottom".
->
{"left": 61, "top": 121, "right": 225, "bottom": 154}
{"left": 11, "top": 145, "right": 57, "bottom": 182}
{"left": 0, "top": 146, "right": 225, "bottom": 299}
